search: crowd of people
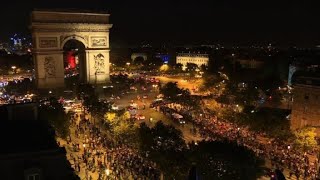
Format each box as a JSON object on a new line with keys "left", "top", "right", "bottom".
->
{"left": 159, "top": 102, "right": 320, "bottom": 179}
{"left": 58, "top": 74, "right": 320, "bottom": 180}
{"left": 64, "top": 113, "right": 161, "bottom": 180}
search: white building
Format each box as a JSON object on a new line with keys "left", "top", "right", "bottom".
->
{"left": 176, "top": 53, "right": 209, "bottom": 70}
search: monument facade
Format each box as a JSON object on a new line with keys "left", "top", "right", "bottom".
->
{"left": 30, "top": 10, "right": 112, "bottom": 88}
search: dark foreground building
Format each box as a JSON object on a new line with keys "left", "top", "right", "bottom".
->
{"left": 0, "top": 116, "right": 78, "bottom": 179}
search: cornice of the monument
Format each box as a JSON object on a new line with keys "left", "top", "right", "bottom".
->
{"left": 30, "top": 23, "right": 112, "bottom": 32}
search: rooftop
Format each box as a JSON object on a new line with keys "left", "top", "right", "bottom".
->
{"left": 177, "top": 53, "right": 209, "bottom": 57}
{"left": 292, "top": 70, "right": 320, "bottom": 87}
{"left": 31, "top": 9, "right": 110, "bottom": 24}
{"left": 33, "top": 8, "right": 109, "bottom": 15}
{"left": 0, "top": 120, "right": 58, "bottom": 154}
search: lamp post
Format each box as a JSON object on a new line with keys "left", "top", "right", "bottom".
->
{"left": 11, "top": 66, "right": 16, "bottom": 74}
{"left": 105, "top": 168, "right": 110, "bottom": 180}
{"left": 126, "top": 62, "right": 130, "bottom": 72}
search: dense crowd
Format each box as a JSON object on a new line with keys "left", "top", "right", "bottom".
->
{"left": 65, "top": 113, "right": 161, "bottom": 180}
{"left": 159, "top": 102, "right": 320, "bottom": 179}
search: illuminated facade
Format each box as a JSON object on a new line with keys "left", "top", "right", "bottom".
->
{"left": 31, "top": 10, "right": 112, "bottom": 88}
{"left": 291, "top": 74, "right": 320, "bottom": 129}
{"left": 176, "top": 53, "right": 209, "bottom": 70}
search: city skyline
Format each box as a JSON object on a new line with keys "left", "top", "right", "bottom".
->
{"left": 0, "top": 3, "right": 320, "bottom": 179}
{"left": 0, "top": 0, "right": 319, "bottom": 47}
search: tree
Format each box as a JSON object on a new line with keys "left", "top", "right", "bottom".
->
{"left": 188, "top": 140, "right": 265, "bottom": 180}
{"left": 236, "top": 86, "right": 260, "bottom": 106}
{"left": 5, "top": 78, "right": 35, "bottom": 95}
{"left": 38, "top": 97, "right": 70, "bottom": 138}
{"left": 186, "top": 63, "right": 198, "bottom": 76}
{"left": 200, "top": 64, "right": 208, "bottom": 72}
{"left": 239, "top": 107, "right": 292, "bottom": 139}
{"left": 104, "top": 110, "right": 138, "bottom": 147}
{"left": 143, "top": 57, "right": 163, "bottom": 68}
{"left": 179, "top": 89, "right": 200, "bottom": 109}
{"left": 160, "top": 82, "right": 200, "bottom": 109}
{"left": 79, "top": 83, "right": 111, "bottom": 123}
{"left": 200, "top": 73, "right": 224, "bottom": 93}
{"left": 138, "top": 121, "right": 190, "bottom": 179}
{"left": 294, "top": 127, "right": 318, "bottom": 151}
{"left": 160, "top": 82, "right": 183, "bottom": 100}
{"left": 173, "top": 63, "right": 183, "bottom": 73}
{"left": 105, "top": 112, "right": 116, "bottom": 123}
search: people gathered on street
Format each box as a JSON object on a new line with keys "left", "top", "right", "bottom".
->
{"left": 64, "top": 113, "right": 160, "bottom": 180}
{"left": 158, "top": 102, "right": 319, "bottom": 180}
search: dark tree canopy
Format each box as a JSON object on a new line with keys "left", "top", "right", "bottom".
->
{"left": 138, "top": 121, "right": 189, "bottom": 179}
{"left": 188, "top": 140, "right": 265, "bottom": 180}
{"left": 38, "top": 97, "right": 70, "bottom": 138}
{"left": 138, "top": 122, "right": 265, "bottom": 179}
{"left": 160, "top": 82, "right": 183, "bottom": 100}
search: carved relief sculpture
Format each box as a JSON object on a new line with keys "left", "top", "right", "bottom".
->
{"left": 44, "top": 56, "right": 56, "bottom": 78}
{"left": 39, "top": 37, "right": 58, "bottom": 48}
{"left": 91, "top": 37, "right": 107, "bottom": 47}
{"left": 94, "top": 53, "right": 105, "bottom": 74}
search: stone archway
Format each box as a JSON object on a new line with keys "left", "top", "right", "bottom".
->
{"left": 63, "top": 39, "right": 86, "bottom": 82}
{"left": 131, "top": 53, "right": 148, "bottom": 62}
{"left": 30, "top": 10, "right": 112, "bottom": 88}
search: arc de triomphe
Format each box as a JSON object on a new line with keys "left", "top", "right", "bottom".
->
{"left": 30, "top": 10, "right": 112, "bottom": 88}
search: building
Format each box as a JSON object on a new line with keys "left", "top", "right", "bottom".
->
{"left": 290, "top": 72, "right": 320, "bottom": 129}
{"left": 0, "top": 120, "right": 78, "bottom": 180}
{"left": 0, "top": 103, "right": 78, "bottom": 180}
{"left": 31, "top": 10, "right": 112, "bottom": 88}
{"left": 176, "top": 53, "right": 209, "bottom": 70}
{"left": 0, "top": 102, "right": 38, "bottom": 121}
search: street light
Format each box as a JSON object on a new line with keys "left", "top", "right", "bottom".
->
{"left": 105, "top": 168, "right": 110, "bottom": 176}
{"left": 11, "top": 66, "right": 16, "bottom": 74}
{"left": 105, "top": 168, "right": 110, "bottom": 179}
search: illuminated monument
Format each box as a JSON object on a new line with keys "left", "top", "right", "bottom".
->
{"left": 30, "top": 10, "right": 112, "bottom": 88}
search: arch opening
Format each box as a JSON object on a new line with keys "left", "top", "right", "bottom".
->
{"left": 63, "top": 39, "right": 86, "bottom": 86}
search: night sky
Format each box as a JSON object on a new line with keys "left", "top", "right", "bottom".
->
{"left": 0, "top": 0, "right": 319, "bottom": 47}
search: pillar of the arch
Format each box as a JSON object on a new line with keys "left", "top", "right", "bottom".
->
{"left": 78, "top": 51, "right": 87, "bottom": 83}
{"left": 34, "top": 51, "right": 65, "bottom": 88}
{"left": 85, "top": 49, "right": 110, "bottom": 84}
